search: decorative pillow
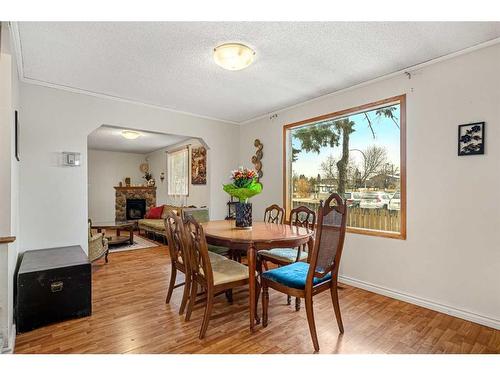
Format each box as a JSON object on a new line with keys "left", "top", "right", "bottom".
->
{"left": 161, "top": 205, "right": 179, "bottom": 219}
{"left": 145, "top": 206, "right": 164, "bottom": 219}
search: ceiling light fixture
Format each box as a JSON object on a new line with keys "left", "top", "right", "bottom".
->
{"left": 121, "top": 130, "right": 141, "bottom": 140}
{"left": 213, "top": 43, "right": 255, "bottom": 71}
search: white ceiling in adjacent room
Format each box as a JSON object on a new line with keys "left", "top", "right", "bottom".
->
{"left": 87, "top": 125, "right": 190, "bottom": 154}
{"left": 16, "top": 22, "right": 500, "bottom": 123}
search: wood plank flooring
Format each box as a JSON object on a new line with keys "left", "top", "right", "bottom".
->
{"left": 14, "top": 239, "right": 500, "bottom": 354}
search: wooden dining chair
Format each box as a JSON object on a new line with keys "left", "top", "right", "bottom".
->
{"left": 183, "top": 215, "right": 260, "bottom": 339}
{"left": 164, "top": 210, "right": 192, "bottom": 315}
{"left": 261, "top": 193, "right": 347, "bottom": 352}
{"left": 258, "top": 205, "right": 316, "bottom": 311}
{"left": 182, "top": 207, "right": 231, "bottom": 258}
{"left": 264, "top": 204, "right": 285, "bottom": 224}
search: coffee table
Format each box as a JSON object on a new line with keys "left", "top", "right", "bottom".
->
{"left": 90, "top": 221, "right": 135, "bottom": 246}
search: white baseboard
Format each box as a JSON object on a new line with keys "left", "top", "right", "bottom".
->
{"left": 1, "top": 324, "right": 16, "bottom": 354}
{"left": 338, "top": 275, "right": 500, "bottom": 330}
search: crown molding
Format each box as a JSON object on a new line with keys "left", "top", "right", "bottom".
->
{"left": 240, "top": 36, "right": 500, "bottom": 125}
{"left": 10, "top": 22, "right": 500, "bottom": 126}
{"left": 9, "top": 22, "right": 239, "bottom": 126}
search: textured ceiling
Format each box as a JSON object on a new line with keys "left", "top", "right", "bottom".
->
{"left": 87, "top": 126, "right": 189, "bottom": 154}
{"left": 17, "top": 22, "right": 500, "bottom": 123}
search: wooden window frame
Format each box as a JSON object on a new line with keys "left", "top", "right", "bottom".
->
{"left": 283, "top": 94, "right": 406, "bottom": 240}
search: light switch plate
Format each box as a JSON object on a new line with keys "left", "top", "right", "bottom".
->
{"left": 62, "top": 152, "right": 81, "bottom": 167}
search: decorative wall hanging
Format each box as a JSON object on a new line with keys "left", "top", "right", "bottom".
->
{"left": 191, "top": 146, "right": 207, "bottom": 185}
{"left": 251, "top": 139, "right": 263, "bottom": 182}
{"left": 139, "top": 163, "right": 149, "bottom": 173}
{"left": 458, "top": 122, "right": 485, "bottom": 156}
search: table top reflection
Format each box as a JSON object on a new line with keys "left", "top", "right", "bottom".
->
{"left": 202, "top": 220, "right": 313, "bottom": 243}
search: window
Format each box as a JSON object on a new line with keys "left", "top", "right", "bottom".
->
{"left": 283, "top": 95, "right": 406, "bottom": 239}
{"left": 167, "top": 147, "right": 189, "bottom": 196}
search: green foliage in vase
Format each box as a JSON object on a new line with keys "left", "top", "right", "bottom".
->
{"left": 223, "top": 167, "right": 263, "bottom": 203}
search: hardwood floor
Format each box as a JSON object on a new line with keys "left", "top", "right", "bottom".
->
{"left": 15, "top": 240, "right": 500, "bottom": 354}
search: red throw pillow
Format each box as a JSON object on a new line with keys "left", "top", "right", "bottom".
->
{"left": 145, "top": 206, "right": 164, "bottom": 219}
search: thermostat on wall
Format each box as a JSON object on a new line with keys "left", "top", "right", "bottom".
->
{"left": 62, "top": 152, "right": 81, "bottom": 167}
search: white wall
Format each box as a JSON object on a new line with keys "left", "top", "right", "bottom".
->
{"left": 239, "top": 43, "right": 500, "bottom": 328}
{"left": 0, "top": 22, "right": 20, "bottom": 352}
{"left": 19, "top": 84, "right": 240, "bottom": 253}
{"left": 87, "top": 149, "right": 146, "bottom": 222}
{"left": 146, "top": 138, "right": 210, "bottom": 209}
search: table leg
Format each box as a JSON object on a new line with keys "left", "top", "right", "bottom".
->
{"left": 129, "top": 227, "right": 134, "bottom": 244}
{"left": 247, "top": 245, "right": 257, "bottom": 332}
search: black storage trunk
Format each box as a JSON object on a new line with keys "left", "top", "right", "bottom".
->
{"left": 16, "top": 245, "right": 91, "bottom": 333}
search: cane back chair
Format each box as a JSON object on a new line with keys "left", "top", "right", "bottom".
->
{"left": 258, "top": 206, "right": 316, "bottom": 310}
{"left": 261, "top": 193, "right": 347, "bottom": 352}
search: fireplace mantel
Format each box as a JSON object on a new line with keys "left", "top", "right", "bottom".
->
{"left": 114, "top": 186, "right": 157, "bottom": 190}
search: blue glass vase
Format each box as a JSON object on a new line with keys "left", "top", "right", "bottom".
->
{"left": 235, "top": 202, "right": 252, "bottom": 229}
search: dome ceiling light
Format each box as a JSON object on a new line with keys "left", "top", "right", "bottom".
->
{"left": 121, "top": 130, "right": 141, "bottom": 140}
{"left": 213, "top": 43, "right": 255, "bottom": 71}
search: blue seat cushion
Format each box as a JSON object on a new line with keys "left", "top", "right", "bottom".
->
{"left": 262, "top": 262, "right": 331, "bottom": 290}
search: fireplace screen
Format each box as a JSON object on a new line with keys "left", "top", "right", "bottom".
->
{"left": 126, "top": 199, "right": 146, "bottom": 220}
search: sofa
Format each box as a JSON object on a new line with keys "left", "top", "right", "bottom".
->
{"left": 139, "top": 205, "right": 229, "bottom": 256}
{"left": 138, "top": 204, "right": 187, "bottom": 240}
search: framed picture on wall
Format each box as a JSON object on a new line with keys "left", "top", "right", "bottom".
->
{"left": 191, "top": 146, "right": 207, "bottom": 185}
{"left": 458, "top": 122, "right": 485, "bottom": 156}
{"left": 15, "top": 110, "right": 20, "bottom": 161}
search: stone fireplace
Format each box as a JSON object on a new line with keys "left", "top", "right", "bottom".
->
{"left": 115, "top": 186, "right": 156, "bottom": 221}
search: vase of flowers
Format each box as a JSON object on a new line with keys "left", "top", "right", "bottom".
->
{"left": 143, "top": 172, "right": 155, "bottom": 187}
{"left": 223, "top": 167, "right": 262, "bottom": 229}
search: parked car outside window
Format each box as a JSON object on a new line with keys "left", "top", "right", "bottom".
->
{"left": 344, "top": 192, "right": 361, "bottom": 207}
{"left": 359, "top": 192, "right": 391, "bottom": 209}
{"left": 388, "top": 192, "right": 401, "bottom": 211}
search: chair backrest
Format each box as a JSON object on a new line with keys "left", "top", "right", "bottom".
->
{"left": 88, "top": 219, "right": 92, "bottom": 239}
{"left": 289, "top": 206, "right": 316, "bottom": 230}
{"left": 164, "top": 210, "right": 189, "bottom": 268}
{"left": 264, "top": 204, "right": 285, "bottom": 224}
{"left": 307, "top": 193, "right": 347, "bottom": 285}
{"left": 182, "top": 207, "right": 210, "bottom": 223}
{"left": 183, "top": 215, "right": 213, "bottom": 287}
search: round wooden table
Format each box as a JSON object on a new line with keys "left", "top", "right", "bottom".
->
{"left": 203, "top": 220, "right": 314, "bottom": 331}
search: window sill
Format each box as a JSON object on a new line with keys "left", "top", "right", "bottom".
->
{"left": 347, "top": 227, "right": 406, "bottom": 240}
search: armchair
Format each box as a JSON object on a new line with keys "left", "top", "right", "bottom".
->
{"left": 88, "top": 219, "right": 109, "bottom": 263}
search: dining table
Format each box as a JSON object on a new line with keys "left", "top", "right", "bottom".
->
{"left": 202, "top": 220, "right": 314, "bottom": 331}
